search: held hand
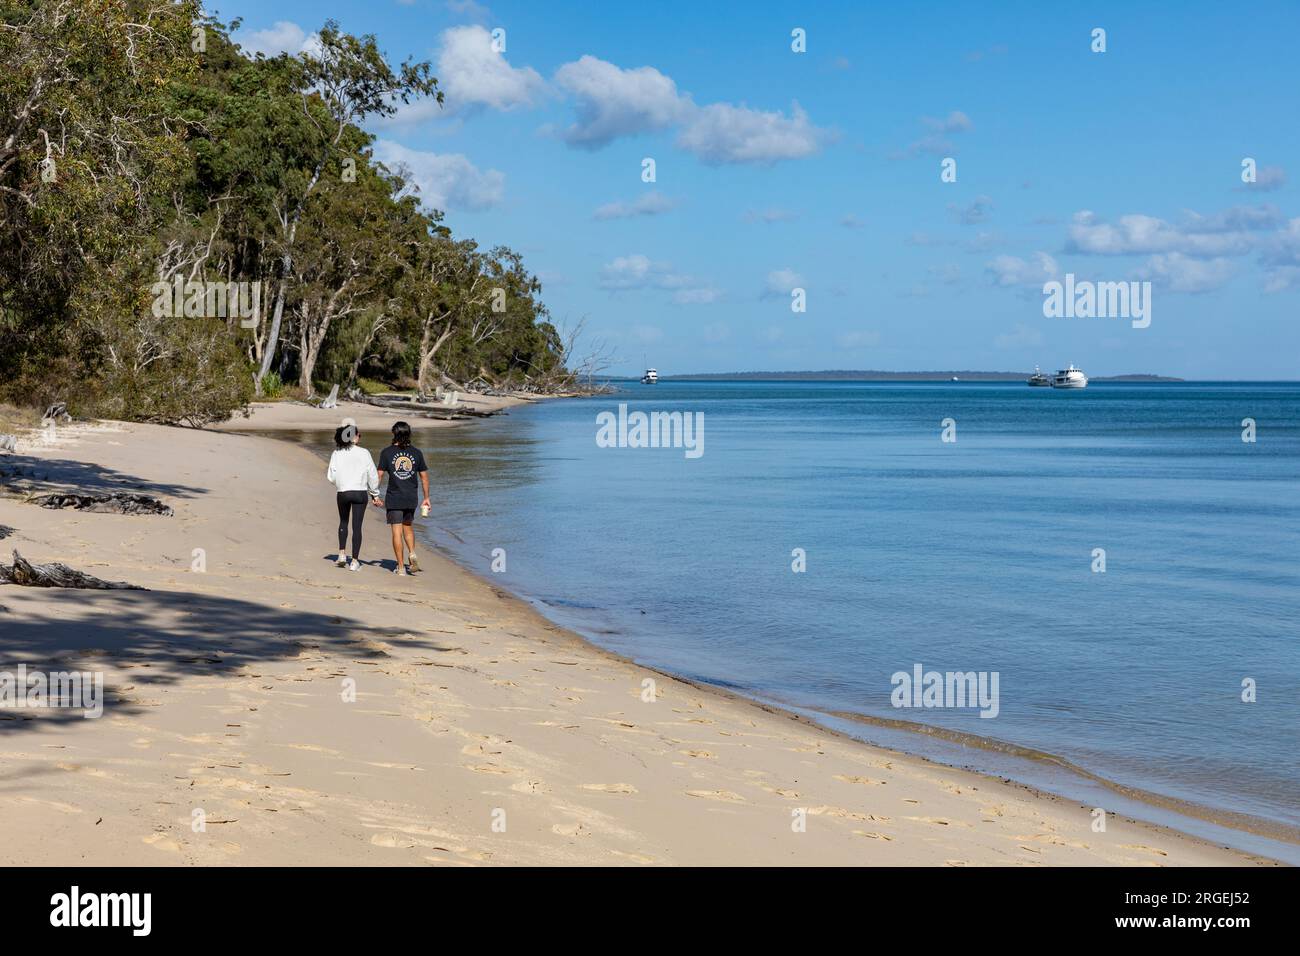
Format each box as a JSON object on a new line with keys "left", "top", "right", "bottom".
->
{"left": 370, "top": 497, "right": 383, "bottom": 508}
{"left": 421, "top": 498, "right": 431, "bottom": 510}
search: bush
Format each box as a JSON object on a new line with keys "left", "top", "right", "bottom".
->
{"left": 259, "top": 372, "right": 285, "bottom": 399}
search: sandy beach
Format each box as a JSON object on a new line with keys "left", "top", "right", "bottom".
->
{"left": 0, "top": 401, "right": 1276, "bottom": 866}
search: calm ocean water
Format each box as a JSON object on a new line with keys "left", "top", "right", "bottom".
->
{"left": 311, "top": 381, "right": 1300, "bottom": 855}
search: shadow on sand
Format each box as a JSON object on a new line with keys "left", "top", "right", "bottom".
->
{"left": 0, "top": 584, "right": 450, "bottom": 736}
{"left": 0, "top": 454, "right": 208, "bottom": 500}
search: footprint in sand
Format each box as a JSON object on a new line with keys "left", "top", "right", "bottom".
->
{"left": 580, "top": 783, "right": 637, "bottom": 794}
{"left": 679, "top": 750, "right": 715, "bottom": 759}
{"left": 834, "top": 774, "right": 884, "bottom": 786}
{"left": 143, "top": 832, "right": 183, "bottom": 852}
{"left": 552, "top": 822, "right": 590, "bottom": 837}
{"left": 510, "top": 779, "right": 548, "bottom": 794}
{"left": 463, "top": 764, "right": 517, "bottom": 776}
{"left": 609, "top": 849, "right": 657, "bottom": 864}
{"left": 906, "top": 816, "right": 975, "bottom": 829}
{"left": 1120, "top": 844, "right": 1169, "bottom": 857}
{"left": 852, "top": 830, "right": 894, "bottom": 841}
{"left": 685, "top": 789, "right": 745, "bottom": 803}
{"left": 371, "top": 833, "right": 419, "bottom": 849}
{"left": 806, "top": 806, "right": 870, "bottom": 821}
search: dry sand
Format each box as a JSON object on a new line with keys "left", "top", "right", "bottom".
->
{"left": 0, "top": 405, "right": 1275, "bottom": 866}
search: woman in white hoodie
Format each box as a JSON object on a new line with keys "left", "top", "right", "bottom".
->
{"left": 326, "top": 423, "right": 380, "bottom": 570}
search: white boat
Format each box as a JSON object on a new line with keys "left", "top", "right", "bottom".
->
{"left": 1027, "top": 366, "right": 1050, "bottom": 387}
{"left": 1051, "top": 365, "right": 1088, "bottom": 389}
{"left": 640, "top": 368, "right": 659, "bottom": 385}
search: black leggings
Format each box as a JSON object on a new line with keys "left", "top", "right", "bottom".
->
{"left": 336, "top": 491, "right": 368, "bottom": 559}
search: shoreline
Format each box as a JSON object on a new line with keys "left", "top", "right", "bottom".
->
{"left": 0, "top": 401, "right": 1281, "bottom": 866}
{"left": 420, "top": 515, "right": 1300, "bottom": 865}
{"left": 318, "top": 395, "right": 1298, "bottom": 863}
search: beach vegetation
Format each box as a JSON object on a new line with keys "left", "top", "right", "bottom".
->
{"left": 0, "top": 1, "right": 573, "bottom": 425}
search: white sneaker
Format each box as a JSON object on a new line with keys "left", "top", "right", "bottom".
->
{"left": 394, "top": 566, "right": 407, "bottom": 576}
{"left": 336, "top": 552, "right": 348, "bottom": 567}
{"left": 348, "top": 559, "right": 360, "bottom": 571}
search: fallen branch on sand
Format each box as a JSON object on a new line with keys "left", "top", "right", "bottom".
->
{"left": 0, "top": 525, "right": 13, "bottom": 539}
{"left": 41, "top": 402, "right": 72, "bottom": 426}
{"left": 29, "top": 493, "right": 174, "bottom": 516}
{"left": 345, "top": 391, "right": 499, "bottom": 419}
{"left": 0, "top": 550, "right": 146, "bottom": 590}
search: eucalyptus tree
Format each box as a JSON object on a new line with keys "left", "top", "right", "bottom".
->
{"left": 252, "top": 20, "right": 440, "bottom": 392}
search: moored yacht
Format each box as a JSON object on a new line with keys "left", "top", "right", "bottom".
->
{"left": 1051, "top": 365, "right": 1088, "bottom": 389}
{"left": 1027, "top": 366, "right": 1050, "bottom": 387}
{"left": 641, "top": 367, "right": 659, "bottom": 385}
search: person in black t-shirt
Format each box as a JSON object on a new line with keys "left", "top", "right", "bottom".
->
{"left": 376, "top": 421, "right": 430, "bottom": 575}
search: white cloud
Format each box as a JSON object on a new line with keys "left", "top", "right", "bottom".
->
{"left": 553, "top": 56, "right": 688, "bottom": 149}
{"left": 1243, "top": 165, "right": 1286, "bottom": 192}
{"left": 929, "top": 263, "right": 962, "bottom": 284}
{"left": 948, "top": 195, "right": 993, "bottom": 225}
{"left": 436, "top": 25, "right": 544, "bottom": 113}
{"left": 373, "top": 139, "right": 504, "bottom": 211}
{"left": 593, "top": 192, "right": 676, "bottom": 220}
{"left": 598, "top": 254, "right": 717, "bottom": 305}
{"left": 986, "top": 252, "right": 1058, "bottom": 287}
{"left": 762, "top": 268, "right": 804, "bottom": 298}
{"left": 676, "top": 101, "right": 827, "bottom": 165}
{"left": 237, "top": 21, "right": 319, "bottom": 58}
{"left": 894, "top": 110, "right": 973, "bottom": 158}
{"left": 550, "top": 55, "right": 829, "bottom": 164}
{"left": 1065, "top": 206, "right": 1282, "bottom": 257}
{"left": 1136, "top": 253, "right": 1234, "bottom": 293}
{"left": 1065, "top": 205, "right": 1300, "bottom": 292}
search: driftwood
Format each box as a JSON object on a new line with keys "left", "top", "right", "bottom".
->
{"left": 0, "top": 525, "right": 13, "bottom": 539}
{"left": 30, "top": 492, "right": 174, "bottom": 516}
{"left": 0, "top": 434, "right": 16, "bottom": 453}
{"left": 348, "top": 392, "right": 499, "bottom": 419}
{"left": 0, "top": 550, "right": 145, "bottom": 590}
{"left": 41, "top": 402, "right": 71, "bottom": 426}
{"left": 319, "top": 384, "right": 339, "bottom": 409}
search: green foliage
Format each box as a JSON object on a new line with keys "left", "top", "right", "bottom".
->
{"left": 0, "top": 3, "right": 566, "bottom": 425}
{"left": 259, "top": 372, "right": 285, "bottom": 399}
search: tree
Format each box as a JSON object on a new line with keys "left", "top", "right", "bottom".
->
{"left": 253, "top": 20, "right": 440, "bottom": 393}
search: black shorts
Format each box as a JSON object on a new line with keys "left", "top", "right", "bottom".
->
{"left": 386, "top": 508, "right": 415, "bottom": 526}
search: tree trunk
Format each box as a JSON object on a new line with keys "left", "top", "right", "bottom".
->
{"left": 417, "top": 314, "right": 455, "bottom": 395}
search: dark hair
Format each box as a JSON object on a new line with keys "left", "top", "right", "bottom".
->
{"left": 333, "top": 426, "right": 349, "bottom": 450}
{"left": 334, "top": 424, "right": 358, "bottom": 449}
{"left": 391, "top": 421, "right": 412, "bottom": 449}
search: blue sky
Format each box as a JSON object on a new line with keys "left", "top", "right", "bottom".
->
{"left": 219, "top": 0, "right": 1300, "bottom": 378}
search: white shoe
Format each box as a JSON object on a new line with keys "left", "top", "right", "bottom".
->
{"left": 348, "top": 559, "right": 360, "bottom": 571}
{"left": 407, "top": 554, "right": 421, "bottom": 574}
{"left": 337, "top": 552, "right": 348, "bottom": 567}
{"left": 394, "top": 566, "right": 407, "bottom": 576}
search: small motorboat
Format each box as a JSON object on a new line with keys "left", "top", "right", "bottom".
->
{"left": 1027, "top": 366, "right": 1050, "bottom": 387}
{"left": 641, "top": 368, "right": 659, "bottom": 385}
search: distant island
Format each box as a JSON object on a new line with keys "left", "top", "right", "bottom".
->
{"left": 642, "top": 370, "right": 1185, "bottom": 383}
